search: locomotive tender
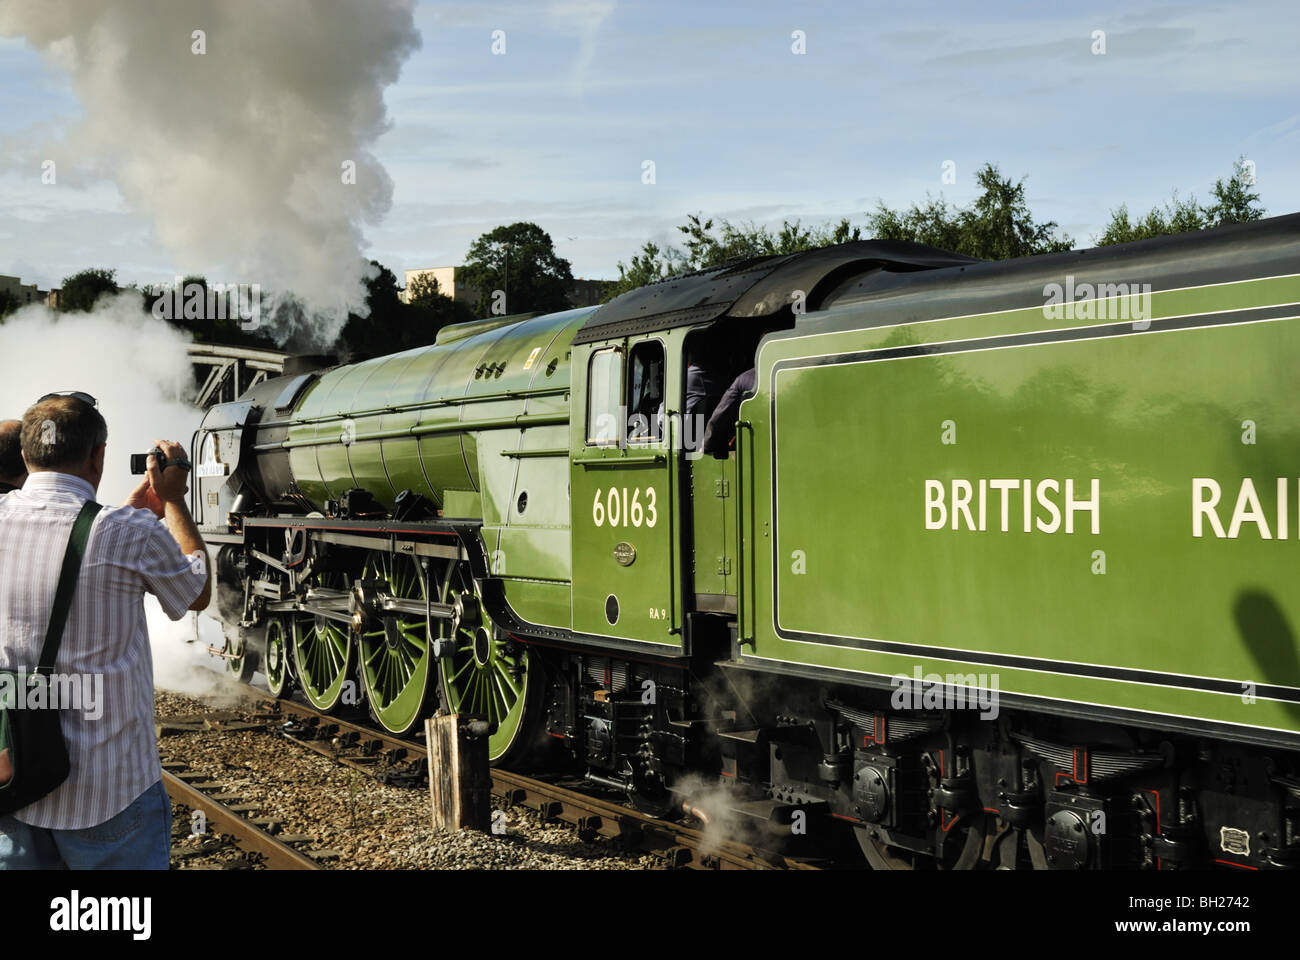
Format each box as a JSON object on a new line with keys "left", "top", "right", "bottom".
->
{"left": 194, "top": 214, "right": 1300, "bottom": 869}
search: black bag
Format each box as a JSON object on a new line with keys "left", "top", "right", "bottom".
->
{"left": 0, "top": 500, "right": 101, "bottom": 815}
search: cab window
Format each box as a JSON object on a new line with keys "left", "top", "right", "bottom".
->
{"left": 586, "top": 347, "right": 623, "bottom": 445}
{"left": 626, "top": 341, "right": 664, "bottom": 443}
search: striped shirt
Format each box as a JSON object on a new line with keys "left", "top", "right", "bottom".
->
{"left": 0, "top": 472, "right": 207, "bottom": 829}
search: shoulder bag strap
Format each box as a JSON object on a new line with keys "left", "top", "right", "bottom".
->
{"left": 35, "top": 500, "right": 103, "bottom": 677}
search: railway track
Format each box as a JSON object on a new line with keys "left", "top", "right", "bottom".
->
{"left": 162, "top": 690, "right": 830, "bottom": 870}
{"left": 160, "top": 754, "right": 329, "bottom": 870}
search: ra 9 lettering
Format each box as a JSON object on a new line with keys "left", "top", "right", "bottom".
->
{"left": 592, "top": 486, "right": 658, "bottom": 528}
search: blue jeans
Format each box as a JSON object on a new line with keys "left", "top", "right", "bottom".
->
{"left": 0, "top": 779, "right": 171, "bottom": 870}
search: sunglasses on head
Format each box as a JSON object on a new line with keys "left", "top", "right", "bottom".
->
{"left": 38, "top": 391, "right": 98, "bottom": 407}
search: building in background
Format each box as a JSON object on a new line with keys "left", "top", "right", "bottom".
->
{"left": 0, "top": 275, "right": 48, "bottom": 309}
{"left": 567, "top": 277, "right": 616, "bottom": 306}
{"left": 403, "top": 266, "right": 615, "bottom": 311}
{"left": 402, "top": 267, "right": 477, "bottom": 305}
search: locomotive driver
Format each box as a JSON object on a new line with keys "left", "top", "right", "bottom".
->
{"left": 0, "top": 394, "right": 210, "bottom": 870}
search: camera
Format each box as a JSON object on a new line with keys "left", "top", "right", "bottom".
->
{"left": 129, "top": 447, "right": 191, "bottom": 475}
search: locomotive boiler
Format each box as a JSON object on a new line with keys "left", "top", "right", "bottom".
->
{"left": 193, "top": 213, "right": 1300, "bottom": 869}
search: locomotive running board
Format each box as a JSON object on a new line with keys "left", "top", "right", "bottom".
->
{"left": 239, "top": 516, "right": 475, "bottom": 562}
{"left": 266, "top": 585, "right": 459, "bottom": 623}
{"left": 241, "top": 516, "right": 477, "bottom": 536}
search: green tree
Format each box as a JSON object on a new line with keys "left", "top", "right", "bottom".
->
{"left": 139, "top": 276, "right": 275, "bottom": 348}
{"left": 865, "top": 196, "right": 965, "bottom": 253}
{"left": 604, "top": 216, "right": 863, "bottom": 301}
{"left": 1204, "top": 156, "right": 1265, "bottom": 226}
{"left": 405, "top": 269, "right": 475, "bottom": 345}
{"left": 337, "top": 260, "right": 474, "bottom": 362}
{"left": 405, "top": 271, "right": 443, "bottom": 306}
{"left": 607, "top": 163, "right": 1069, "bottom": 300}
{"left": 58, "top": 268, "right": 120, "bottom": 312}
{"left": 1094, "top": 194, "right": 1207, "bottom": 246}
{"left": 867, "top": 163, "right": 1072, "bottom": 259}
{"left": 338, "top": 261, "right": 408, "bottom": 360}
{"left": 460, "top": 222, "right": 574, "bottom": 316}
{"left": 1096, "top": 157, "right": 1265, "bottom": 245}
{"left": 676, "top": 214, "right": 862, "bottom": 270}
{"left": 604, "top": 241, "right": 687, "bottom": 301}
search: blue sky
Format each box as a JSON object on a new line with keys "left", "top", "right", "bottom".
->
{"left": 2, "top": 0, "right": 1297, "bottom": 292}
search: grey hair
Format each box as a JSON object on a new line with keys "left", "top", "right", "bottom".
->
{"left": 21, "top": 396, "right": 108, "bottom": 470}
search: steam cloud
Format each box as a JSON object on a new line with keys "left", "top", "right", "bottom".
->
{"left": 673, "top": 772, "right": 745, "bottom": 857}
{"left": 0, "top": 0, "right": 421, "bottom": 347}
{"left": 0, "top": 297, "right": 235, "bottom": 695}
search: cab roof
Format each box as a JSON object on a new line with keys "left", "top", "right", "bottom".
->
{"left": 571, "top": 240, "right": 979, "bottom": 344}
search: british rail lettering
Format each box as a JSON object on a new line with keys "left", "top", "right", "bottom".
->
{"left": 924, "top": 478, "right": 1101, "bottom": 534}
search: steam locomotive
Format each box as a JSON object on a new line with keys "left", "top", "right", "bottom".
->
{"left": 193, "top": 213, "right": 1300, "bottom": 869}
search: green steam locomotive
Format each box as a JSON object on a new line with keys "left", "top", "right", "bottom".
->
{"left": 194, "top": 213, "right": 1300, "bottom": 869}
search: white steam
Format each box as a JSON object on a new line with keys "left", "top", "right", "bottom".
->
{"left": 0, "top": 0, "right": 421, "bottom": 346}
{"left": 148, "top": 602, "right": 245, "bottom": 698}
{"left": 0, "top": 296, "right": 196, "bottom": 505}
{"left": 673, "top": 772, "right": 746, "bottom": 858}
{"left": 0, "top": 296, "right": 230, "bottom": 694}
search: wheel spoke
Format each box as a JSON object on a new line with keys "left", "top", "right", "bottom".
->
{"left": 398, "top": 624, "right": 425, "bottom": 646}
{"left": 492, "top": 673, "right": 512, "bottom": 720}
{"left": 394, "top": 650, "right": 413, "bottom": 686}
{"left": 467, "top": 671, "right": 485, "bottom": 715}
{"left": 493, "top": 660, "right": 521, "bottom": 698}
{"left": 450, "top": 657, "right": 474, "bottom": 683}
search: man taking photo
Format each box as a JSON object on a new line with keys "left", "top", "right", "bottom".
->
{"left": 0, "top": 393, "right": 210, "bottom": 869}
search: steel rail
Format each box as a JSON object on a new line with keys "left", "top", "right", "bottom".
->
{"left": 161, "top": 769, "right": 321, "bottom": 871}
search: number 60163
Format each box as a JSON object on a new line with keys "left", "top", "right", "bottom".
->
{"left": 592, "top": 486, "right": 657, "bottom": 528}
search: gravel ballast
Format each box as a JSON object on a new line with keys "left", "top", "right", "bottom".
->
{"left": 157, "top": 690, "right": 663, "bottom": 870}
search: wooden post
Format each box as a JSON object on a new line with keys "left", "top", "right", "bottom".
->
{"left": 426, "top": 714, "right": 490, "bottom": 832}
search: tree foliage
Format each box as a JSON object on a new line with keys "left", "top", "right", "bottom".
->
{"left": 676, "top": 214, "right": 861, "bottom": 268}
{"left": 338, "top": 261, "right": 414, "bottom": 360}
{"left": 603, "top": 241, "right": 682, "bottom": 301}
{"left": 337, "top": 261, "right": 475, "bottom": 362}
{"left": 58, "top": 268, "right": 120, "bottom": 312}
{"left": 605, "top": 157, "right": 1266, "bottom": 300}
{"left": 603, "top": 216, "right": 861, "bottom": 301}
{"left": 603, "top": 163, "right": 1068, "bottom": 301}
{"left": 867, "top": 163, "right": 1072, "bottom": 259}
{"left": 139, "top": 275, "right": 276, "bottom": 348}
{"left": 405, "top": 271, "right": 443, "bottom": 306}
{"left": 1205, "top": 156, "right": 1265, "bottom": 225}
{"left": 404, "top": 281, "right": 476, "bottom": 352}
{"left": 460, "top": 222, "right": 574, "bottom": 316}
{"left": 1096, "top": 157, "right": 1265, "bottom": 246}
